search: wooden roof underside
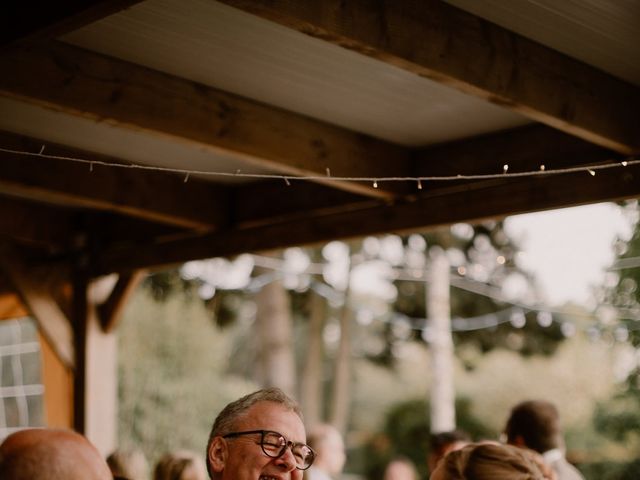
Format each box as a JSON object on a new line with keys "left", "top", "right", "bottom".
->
{"left": 1, "top": 0, "right": 639, "bottom": 281}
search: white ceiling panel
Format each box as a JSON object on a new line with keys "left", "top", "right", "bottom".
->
{"left": 61, "top": 0, "right": 529, "bottom": 147}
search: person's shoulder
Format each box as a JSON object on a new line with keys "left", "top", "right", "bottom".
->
{"left": 551, "top": 457, "right": 585, "bottom": 480}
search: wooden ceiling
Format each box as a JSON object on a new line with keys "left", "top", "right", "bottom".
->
{"left": 1, "top": 0, "right": 639, "bottom": 281}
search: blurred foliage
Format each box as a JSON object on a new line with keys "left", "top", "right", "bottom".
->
{"left": 578, "top": 459, "right": 640, "bottom": 480}
{"left": 596, "top": 201, "right": 640, "bottom": 447}
{"left": 355, "top": 397, "right": 493, "bottom": 480}
{"left": 116, "top": 288, "right": 258, "bottom": 466}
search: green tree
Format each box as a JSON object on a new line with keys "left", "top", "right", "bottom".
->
{"left": 116, "top": 286, "right": 257, "bottom": 465}
{"left": 593, "top": 200, "right": 640, "bottom": 467}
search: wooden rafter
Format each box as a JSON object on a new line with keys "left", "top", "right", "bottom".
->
{"left": 97, "top": 270, "right": 145, "bottom": 333}
{"left": 415, "top": 124, "right": 620, "bottom": 176}
{"left": 0, "top": 132, "right": 230, "bottom": 231}
{"left": 0, "top": 41, "right": 410, "bottom": 200}
{"left": 220, "top": 0, "right": 640, "bottom": 155}
{"left": 0, "top": 196, "right": 74, "bottom": 249}
{"left": 94, "top": 162, "right": 640, "bottom": 275}
{"left": 3, "top": 1, "right": 143, "bottom": 46}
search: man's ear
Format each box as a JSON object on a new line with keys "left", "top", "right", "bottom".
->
{"left": 208, "top": 437, "right": 228, "bottom": 473}
{"left": 512, "top": 435, "right": 527, "bottom": 447}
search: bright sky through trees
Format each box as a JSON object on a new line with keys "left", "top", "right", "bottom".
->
{"left": 505, "top": 202, "right": 636, "bottom": 307}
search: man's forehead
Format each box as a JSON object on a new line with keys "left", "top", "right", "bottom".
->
{"left": 239, "top": 402, "right": 305, "bottom": 435}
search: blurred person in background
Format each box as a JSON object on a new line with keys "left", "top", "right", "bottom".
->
{"left": 383, "top": 455, "right": 419, "bottom": 480}
{"left": 107, "top": 448, "right": 149, "bottom": 480}
{"left": 305, "top": 423, "right": 346, "bottom": 480}
{"left": 427, "top": 430, "right": 471, "bottom": 472}
{"left": 154, "top": 450, "right": 207, "bottom": 480}
{"left": 504, "top": 400, "right": 584, "bottom": 480}
{"left": 0, "top": 428, "right": 112, "bottom": 480}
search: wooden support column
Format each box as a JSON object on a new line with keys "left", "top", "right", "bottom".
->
{"left": 73, "top": 272, "right": 124, "bottom": 456}
{"left": 72, "top": 271, "right": 88, "bottom": 434}
{"left": 85, "top": 298, "right": 117, "bottom": 456}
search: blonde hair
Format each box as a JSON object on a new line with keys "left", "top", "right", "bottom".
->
{"left": 440, "top": 443, "right": 547, "bottom": 480}
{"left": 154, "top": 450, "right": 206, "bottom": 480}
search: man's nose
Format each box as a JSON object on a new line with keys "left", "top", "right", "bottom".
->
{"left": 274, "top": 445, "right": 297, "bottom": 471}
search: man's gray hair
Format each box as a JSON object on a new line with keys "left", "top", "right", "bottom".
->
{"left": 205, "top": 388, "right": 303, "bottom": 478}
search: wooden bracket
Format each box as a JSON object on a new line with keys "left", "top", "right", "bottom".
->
{"left": 97, "top": 270, "right": 146, "bottom": 333}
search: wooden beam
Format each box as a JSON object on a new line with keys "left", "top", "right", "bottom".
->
{"left": 3, "top": 1, "right": 143, "bottom": 46}
{"left": 0, "top": 196, "right": 74, "bottom": 249}
{"left": 0, "top": 245, "right": 75, "bottom": 368}
{"left": 0, "top": 41, "right": 410, "bottom": 199}
{"left": 0, "top": 132, "right": 230, "bottom": 231}
{"left": 97, "top": 270, "right": 145, "bottom": 332}
{"left": 221, "top": 0, "right": 640, "bottom": 155}
{"left": 415, "top": 124, "right": 620, "bottom": 176}
{"left": 93, "top": 163, "right": 640, "bottom": 274}
{"left": 233, "top": 180, "right": 373, "bottom": 228}
{"left": 72, "top": 270, "right": 88, "bottom": 433}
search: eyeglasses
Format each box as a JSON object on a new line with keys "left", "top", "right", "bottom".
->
{"left": 222, "top": 429, "right": 315, "bottom": 470}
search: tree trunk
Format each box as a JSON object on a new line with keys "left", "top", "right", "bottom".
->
{"left": 301, "top": 290, "right": 326, "bottom": 427}
{"left": 255, "top": 267, "right": 296, "bottom": 397}
{"left": 427, "top": 249, "right": 456, "bottom": 433}
{"left": 330, "top": 273, "right": 352, "bottom": 434}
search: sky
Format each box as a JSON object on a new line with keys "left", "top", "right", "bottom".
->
{"left": 504, "top": 202, "right": 636, "bottom": 307}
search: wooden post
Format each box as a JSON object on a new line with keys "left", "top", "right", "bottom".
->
{"left": 72, "top": 271, "right": 88, "bottom": 434}
{"left": 427, "top": 249, "right": 456, "bottom": 432}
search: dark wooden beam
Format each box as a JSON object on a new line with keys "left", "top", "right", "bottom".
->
{"left": 72, "top": 270, "right": 88, "bottom": 433}
{"left": 233, "top": 180, "right": 374, "bottom": 228}
{"left": 0, "top": 196, "right": 75, "bottom": 249}
{"left": 3, "top": 1, "right": 143, "bottom": 47}
{"left": 93, "top": 163, "right": 640, "bottom": 275}
{"left": 0, "top": 41, "right": 410, "bottom": 199}
{"left": 415, "top": 124, "right": 621, "bottom": 176}
{"left": 0, "top": 132, "right": 230, "bottom": 231}
{"left": 221, "top": 0, "right": 640, "bottom": 155}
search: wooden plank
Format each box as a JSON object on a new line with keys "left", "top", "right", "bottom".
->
{"left": 221, "top": 0, "right": 640, "bottom": 155}
{"left": 0, "top": 196, "right": 74, "bottom": 249}
{"left": 415, "top": 124, "right": 620, "bottom": 176}
{"left": 92, "top": 163, "right": 640, "bottom": 274}
{"left": 233, "top": 180, "right": 373, "bottom": 228}
{"left": 97, "top": 270, "right": 145, "bottom": 332}
{"left": 0, "top": 246, "right": 75, "bottom": 368}
{"left": 0, "top": 132, "right": 230, "bottom": 230}
{"left": 3, "top": 1, "right": 143, "bottom": 46}
{"left": 0, "top": 41, "right": 411, "bottom": 199}
{"left": 72, "top": 271, "right": 88, "bottom": 433}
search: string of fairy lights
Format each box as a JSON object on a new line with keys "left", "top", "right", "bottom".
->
{"left": 186, "top": 253, "right": 640, "bottom": 345}
{"left": 6, "top": 142, "right": 638, "bottom": 340}
{"left": 1, "top": 145, "right": 638, "bottom": 187}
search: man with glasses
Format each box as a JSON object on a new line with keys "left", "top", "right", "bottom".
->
{"left": 206, "top": 387, "right": 315, "bottom": 480}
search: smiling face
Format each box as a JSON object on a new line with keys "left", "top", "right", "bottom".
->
{"left": 208, "top": 401, "right": 307, "bottom": 480}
